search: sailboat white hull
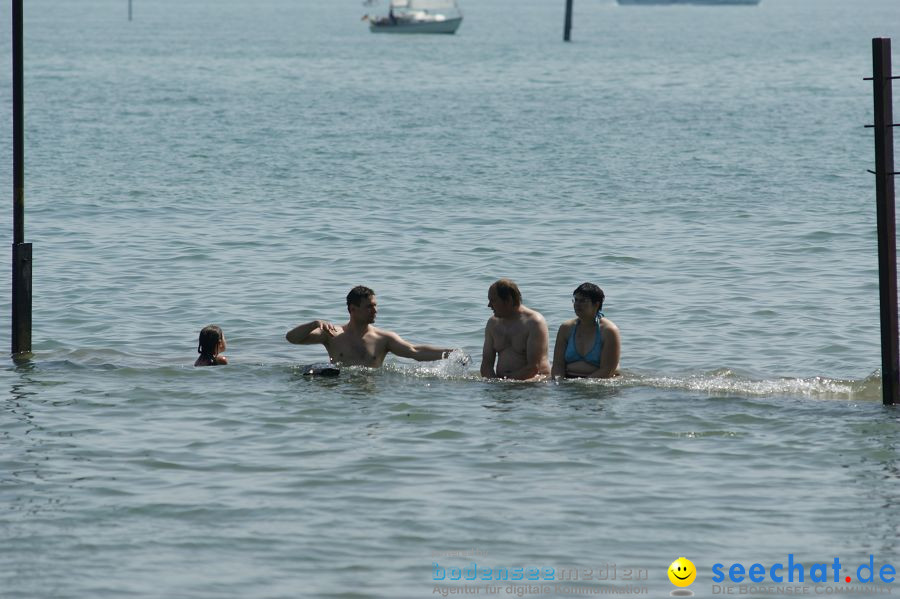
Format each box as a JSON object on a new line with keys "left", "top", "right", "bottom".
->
{"left": 369, "top": 16, "right": 462, "bottom": 34}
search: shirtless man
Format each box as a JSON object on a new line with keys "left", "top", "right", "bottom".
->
{"left": 480, "top": 279, "right": 551, "bottom": 381}
{"left": 285, "top": 286, "right": 454, "bottom": 367}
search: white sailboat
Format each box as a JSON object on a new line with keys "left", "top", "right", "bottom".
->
{"left": 366, "top": 0, "right": 463, "bottom": 34}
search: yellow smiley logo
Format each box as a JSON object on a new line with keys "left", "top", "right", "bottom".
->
{"left": 668, "top": 557, "right": 697, "bottom": 587}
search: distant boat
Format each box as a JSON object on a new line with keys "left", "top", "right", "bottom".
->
{"left": 617, "top": 0, "right": 759, "bottom": 4}
{"left": 365, "top": 0, "right": 463, "bottom": 34}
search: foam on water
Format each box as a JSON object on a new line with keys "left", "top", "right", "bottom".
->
{"left": 585, "top": 369, "right": 886, "bottom": 402}
{"left": 11, "top": 347, "right": 890, "bottom": 404}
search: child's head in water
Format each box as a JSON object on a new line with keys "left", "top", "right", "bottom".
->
{"left": 195, "top": 325, "right": 228, "bottom": 366}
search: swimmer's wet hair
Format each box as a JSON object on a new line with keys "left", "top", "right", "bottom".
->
{"left": 574, "top": 282, "right": 605, "bottom": 310}
{"left": 490, "top": 279, "right": 522, "bottom": 306}
{"left": 198, "top": 325, "right": 223, "bottom": 359}
{"left": 347, "top": 285, "right": 375, "bottom": 309}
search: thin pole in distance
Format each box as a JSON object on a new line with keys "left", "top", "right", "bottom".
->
{"left": 871, "top": 37, "right": 898, "bottom": 406}
{"left": 12, "top": 0, "right": 32, "bottom": 359}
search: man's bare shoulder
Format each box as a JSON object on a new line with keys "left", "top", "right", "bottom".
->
{"left": 522, "top": 306, "right": 548, "bottom": 327}
{"left": 368, "top": 326, "right": 401, "bottom": 341}
{"left": 484, "top": 316, "right": 500, "bottom": 330}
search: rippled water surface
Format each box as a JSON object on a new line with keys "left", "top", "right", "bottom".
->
{"left": 2, "top": 0, "right": 900, "bottom": 597}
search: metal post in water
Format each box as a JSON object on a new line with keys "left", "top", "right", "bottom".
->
{"left": 564, "top": 0, "right": 573, "bottom": 42}
{"left": 12, "top": 0, "right": 32, "bottom": 358}
{"left": 871, "top": 38, "right": 898, "bottom": 406}
{"left": 128, "top": 0, "right": 132, "bottom": 21}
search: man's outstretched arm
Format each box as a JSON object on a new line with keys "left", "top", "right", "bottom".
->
{"left": 386, "top": 332, "right": 452, "bottom": 362}
{"left": 286, "top": 320, "right": 337, "bottom": 345}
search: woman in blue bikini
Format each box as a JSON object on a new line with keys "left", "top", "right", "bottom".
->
{"left": 551, "top": 283, "right": 620, "bottom": 379}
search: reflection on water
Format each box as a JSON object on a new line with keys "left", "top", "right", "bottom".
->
{"left": 0, "top": 358, "right": 898, "bottom": 597}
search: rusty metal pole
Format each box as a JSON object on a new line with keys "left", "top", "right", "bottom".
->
{"left": 564, "top": 0, "right": 573, "bottom": 42}
{"left": 12, "top": 0, "right": 32, "bottom": 358}
{"left": 872, "top": 38, "right": 898, "bottom": 406}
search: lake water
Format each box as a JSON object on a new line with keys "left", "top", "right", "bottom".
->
{"left": 2, "top": 0, "right": 900, "bottom": 597}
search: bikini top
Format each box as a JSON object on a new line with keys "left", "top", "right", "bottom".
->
{"left": 564, "top": 313, "right": 604, "bottom": 367}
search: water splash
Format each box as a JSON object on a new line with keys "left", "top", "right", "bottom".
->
{"left": 385, "top": 349, "right": 473, "bottom": 379}
{"left": 574, "top": 368, "right": 885, "bottom": 401}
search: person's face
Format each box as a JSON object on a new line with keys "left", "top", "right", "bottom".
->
{"left": 218, "top": 333, "right": 227, "bottom": 353}
{"left": 350, "top": 295, "right": 378, "bottom": 324}
{"left": 572, "top": 294, "right": 600, "bottom": 319}
{"left": 488, "top": 290, "right": 514, "bottom": 318}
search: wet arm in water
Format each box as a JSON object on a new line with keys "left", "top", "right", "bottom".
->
{"left": 480, "top": 321, "right": 497, "bottom": 378}
{"left": 286, "top": 320, "right": 336, "bottom": 345}
{"left": 387, "top": 333, "right": 452, "bottom": 362}
{"left": 586, "top": 324, "right": 621, "bottom": 378}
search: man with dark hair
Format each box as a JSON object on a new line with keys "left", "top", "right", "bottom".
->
{"left": 480, "top": 279, "right": 551, "bottom": 380}
{"left": 345, "top": 285, "right": 375, "bottom": 310}
{"left": 286, "top": 286, "right": 455, "bottom": 367}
